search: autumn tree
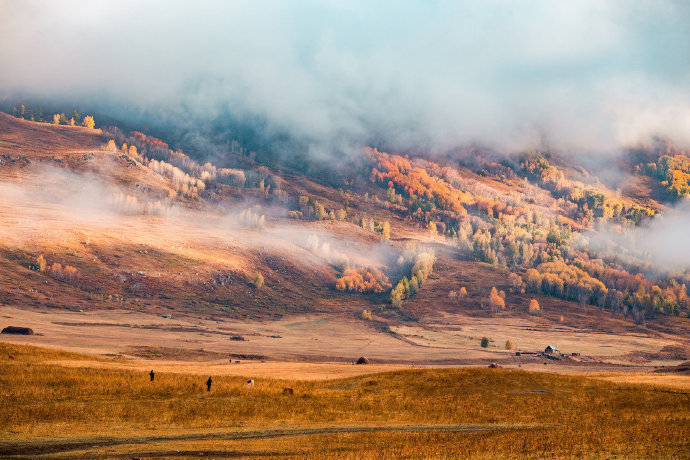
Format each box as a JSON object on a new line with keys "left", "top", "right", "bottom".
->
{"left": 51, "top": 263, "right": 63, "bottom": 280}
{"left": 489, "top": 287, "right": 505, "bottom": 313}
{"left": 12, "top": 104, "right": 23, "bottom": 118}
{"left": 390, "top": 289, "right": 403, "bottom": 308}
{"left": 20, "top": 104, "right": 33, "bottom": 121}
{"left": 481, "top": 337, "right": 490, "bottom": 348}
{"left": 252, "top": 272, "right": 264, "bottom": 288}
{"left": 64, "top": 266, "right": 78, "bottom": 285}
{"left": 525, "top": 269, "right": 542, "bottom": 292}
{"left": 509, "top": 273, "right": 524, "bottom": 293}
{"left": 82, "top": 115, "right": 95, "bottom": 129}
{"left": 427, "top": 221, "right": 438, "bottom": 236}
{"left": 505, "top": 339, "right": 515, "bottom": 350}
{"left": 313, "top": 201, "right": 327, "bottom": 220}
{"left": 298, "top": 196, "right": 309, "bottom": 215}
{"left": 529, "top": 298, "right": 540, "bottom": 315}
{"left": 377, "top": 221, "right": 391, "bottom": 239}
{"left": 36, "top": 255, "right": 46, "bottom": 272}
{"left": 337, "top": 267, "right": 391, "bottom": 293}
{"left": 458, "top": 286, "right": 468, "bottom": 300}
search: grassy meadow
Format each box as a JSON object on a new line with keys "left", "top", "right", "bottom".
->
{"left": 0, "top": 343, "right": 688, "bottom": 458}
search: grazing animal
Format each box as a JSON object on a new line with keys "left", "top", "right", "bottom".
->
{"left": 283, "top": 387, "right": 294, "bottom": 395}
{"left": 247, "top": 379, "right": 254, "bottom": 387}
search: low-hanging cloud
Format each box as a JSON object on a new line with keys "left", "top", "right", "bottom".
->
{"left": 575, "top": 199, "right": 690, "bottom": 277}
{"left": 0, "top": 163, "right": 400, "bottom": 276}
{"left": 1, "top": 0, "right": 689, "bottom": 156}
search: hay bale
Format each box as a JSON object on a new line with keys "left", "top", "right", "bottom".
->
{"left": 1, "top": 326, "right": 34, "bottom": 335}
{"left": 356, "top": 356, "right": 370, "bottom": 365}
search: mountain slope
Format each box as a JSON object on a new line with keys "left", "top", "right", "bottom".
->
{"left": 0, "top": 113, "right": 688, "bottom": 368}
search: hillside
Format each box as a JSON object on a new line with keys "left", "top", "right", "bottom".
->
{"left": 0, "top": 112, "right": 689, "bottom": 370}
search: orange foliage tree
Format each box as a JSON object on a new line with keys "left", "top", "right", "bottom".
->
{"left": 336, "top": 267, "right": 391, "bottom": 293}
{"left": 489, "top": 287, "right": 505, "bottom": 312}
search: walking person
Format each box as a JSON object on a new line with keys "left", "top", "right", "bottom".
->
{"left": 149, "top": 370, "right": 155, "bottom": 382}
{"left": 206, "top": 376, "right": 212, "bottom": 391}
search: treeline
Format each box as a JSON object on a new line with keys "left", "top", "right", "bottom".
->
{"left": 336, "top": 267, "right": 391, "bottom": 293}
{"left": 511, "top": 259, "right": 687, "bottom": 323}
{"left": 519, "top": 152, "right": 656, "bottom": 226}
{"left": 464, "top": 220, "right": 688, "bottom": 320}
{"left": 636, "top": 142, "right": 690, "bottom": 199}
{"left": 368, "top": 149, "right": 542, "bottom": 253}
{"left": 292, "top": 196, "right": 347, "bottom": 222}
{"left": 364, "top": 147, "right": 687, "bottom": 320}
{"left": 103, "top": 128, "right": 255, "bottom": 199}
{"left": 370, "top": 150, "right": 471, "bottom": 219}
{"left": 11, "top": 104, "right": 95, "bottom": 129}
{"left": 111, "top": 192, "right": 166, "bottom": 216}
{"left": 368, "top": 149, "right": 529, "bottom": 227}
{"left": 34, "top": 255, "right": 80, "bottom": 286}
{"left": 12, "top": 103, "right": 43, "bottom": 122}
{"left": 454, "top": 213, "right": 569, "bottom": 270}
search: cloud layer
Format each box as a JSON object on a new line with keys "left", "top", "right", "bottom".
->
{"left": 579, "top": 199, "right": 690, "bottom": 276}
{"left": 1, "top": 0, "right": 689, "bottom": 155}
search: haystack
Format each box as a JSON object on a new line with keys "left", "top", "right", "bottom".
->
{"left": 356, "top": 356, "right": 370, "bottom": 365}
{"left": 1, "top": 326, "right": 34, "bottom": 335}
{"left": 488, "top": 362, "right": 501, "bottom": 368}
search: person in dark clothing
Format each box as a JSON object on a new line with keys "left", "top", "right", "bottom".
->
{"left": 149, "top": 370, "right": 155, "bottom": 382}
{"left": 206, "top": 377, "right": 212, "bottom": 391}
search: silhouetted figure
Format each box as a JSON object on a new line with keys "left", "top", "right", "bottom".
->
{"left": 149, "top": 370, "right": 155, "bottom": 382}
{"left": 206, "top": 377, "right": 213, "bottom": 391}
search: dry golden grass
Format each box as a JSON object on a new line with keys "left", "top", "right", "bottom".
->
{"left": 582, "top": 371, "right": 690, "bottom": 389}
{"left": 48, "top": 358, "right": 408, "bottom": 381}
{"left": 0, "top": 343, "right": 688, "bottom": 458}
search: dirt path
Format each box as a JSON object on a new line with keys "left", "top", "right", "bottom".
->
{"left": 0, "top": 423, "right": 542, "bottom": 457}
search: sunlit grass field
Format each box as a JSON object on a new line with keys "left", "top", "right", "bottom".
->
{"left": 0, "top": 343, "right": 688, "bottom": 458}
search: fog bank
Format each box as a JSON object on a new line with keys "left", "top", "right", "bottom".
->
{"left": 2, "top": 0, "right": 689, "bottom": 156}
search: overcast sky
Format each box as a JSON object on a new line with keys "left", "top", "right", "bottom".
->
{"left": 1, "top": 0, "right": 689, "bottom": 154}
